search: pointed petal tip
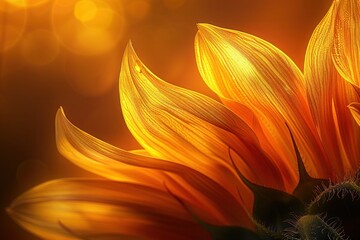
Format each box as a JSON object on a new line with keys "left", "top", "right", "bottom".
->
{"left": 125, "top": 40, "right": 135, "bottom": 54}
{"left": 196, "top": 23, "right": 220, "bottom": 36}
{"left": 196, "top": 23, "right": 210, "bottom": 30}
{"left": 121, "top": 41, "right": 142, "bottom": 72}
{"left": 57, "top": 106, "right": 65, "bottom": 117}
{"left": 5, "top": 206, "right": 19, "bottom": 224}
{"left": 6, "top": 206, "right": 12, "bottom": 216}
{"left": 195, "top": 24, "right": 217, "bottom": 47}
{"left": 55, "top": 107, "right": 68, "bottom": 126}
{"left": 5, "top": 205, "right": 19, "bottom": 221}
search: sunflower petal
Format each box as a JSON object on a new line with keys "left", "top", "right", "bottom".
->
{"left": 56, "top": 108, "right": 251, "bottom": 227}
{"left": 7, "top": 178, "right": 209, "bottom": 240}
{"left": 119, "top": 42, "right": 287, "bottom": 194}
{"left": 56, "top": 107, "right": 165, "bottom": 187}
{"left": 332, "top": 0, "right": 360, "bottom": 86}
{"left": 195, "top": 24, "right": 328, "bottom": 180}
{"left": 304, "top": 1, "right": 360, "bottom": 176}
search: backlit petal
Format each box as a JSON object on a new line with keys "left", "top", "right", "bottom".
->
{"left": 7, "top": 178, "right": 209, "bottom": 240}
{"left": 119, "top": 42, "right": 286, "bottom": 194}
{"left": 332, "top": 0, "right": 360, "bottom": 86}
{"left": 56, "top": 108, "right": 251, "bottom": 227}
{"left": 56, "top": 107, "right": 165, "bottom": 187}
{"left": 304, "top": 0, "right": 360, "bottom": 177}
{"left": 195, "top": 24, "right": 328, "bottom": 180}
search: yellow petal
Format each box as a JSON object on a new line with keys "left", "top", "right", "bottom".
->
{"left": 332, "top": 0, "right": 360, "bottom": 86}
{"left": 56, "top": 108, "right": 251, "bottom": 227}
{"left": 349, "top": 102, "right": 360, "bottom": 126}
{"left": 56, "top": 107, "right": 165, "bottom": 187}
{"left": 304, "top": 1, "right": 360, "bottom": 177}
{"left": 195, "top": 24, "right": 328, "bottom": 180}
{"left": 119, "top": 42, "right": 287, "bottom": 193}
{"left": 8, "top": 178, "right": 209, "bottom": 240}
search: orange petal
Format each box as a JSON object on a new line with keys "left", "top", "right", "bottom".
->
{"left": 304, "top": 1, "right": 360, "bottom": 178}
{"left": 332, "top": 0, "right": 360, "bottom": 86}
{"left": 195, "top": 24, "right": 328, "bottom": 181}
{"left": 56, "top": 108, "right": 251, "bottom": 227}
{"left": 56, "top": 107, "right": 166, "bottom": 187}
{"left": 119, "top": 42, "right": 286, "bottom": 194}
{"left": 7, "top": 178, "right": 210, "bottom": 240}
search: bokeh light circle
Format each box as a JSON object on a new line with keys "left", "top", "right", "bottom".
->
{"left": 52, "top": 0, "right": 126, "bottom": 55}
{"left": 20, "top": 29, "right": 60, "bottom": 66}
{"left": 74, "top": 0, "right": 98, "bottom": 22}
{"left": 0, "top": 2, "right": 27, "bottom": 52}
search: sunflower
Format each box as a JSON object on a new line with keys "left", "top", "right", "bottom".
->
{"left": 8, "top": 0, "right": 360, "bottom": 239}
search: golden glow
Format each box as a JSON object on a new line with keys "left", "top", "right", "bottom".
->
{"left": 75, "top": 28, "right": 112, "bottom": 53}
{"left": 52, "top": 0, "right": 125, "bottom": 55}
{"left": 20, "top": 29, "right": 59, "bottom": 66}
{"left": 7, "top": 0, "right": 360, "bottom": 239}
{"left": 74, "top": 0, "right": 98, "bottom": 22}
{"left": 195, "top": 24, "right": 326, "bottom": 180}
{"left": 0, "top": 3, "right": 26, "bottom": 52}
{"left": 83, "top": 7, "right": 115, "bottom": 29}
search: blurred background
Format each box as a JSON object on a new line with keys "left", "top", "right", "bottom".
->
{"left": 0, "top": 0, "right": 332, "bottom": 239}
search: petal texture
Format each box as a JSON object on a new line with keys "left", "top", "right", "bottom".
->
{"left": 119, "top": 42, "right": 287, "bottom": 195}
{"left": 195, "top": 24, "right": 329, "bottom": 181}
{"left": 304, "top": 0, "right": 360, "bottom": 178}
{"left": 56, "top": 108, "right": 252, "bottom": 227}
{"left": 8, "top": 179, "right": 209, "bottom": 240}
{"left": 56, "top": 107, "right": 166, "bottom": 188}
{"left": 332, "top": 0, "right": 360, "bottom": 86}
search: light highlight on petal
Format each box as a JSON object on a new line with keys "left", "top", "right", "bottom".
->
{"left": 8, "top": 179, "right": 209, "bottom": 240}
{"left": 304, "top": 0, "right": 360, "bottom": 177}
{"left": 119, "top": 42, "right": 287, "bottom": 194}
{"left": 56, "top": 107, "right": 252, "bottom": 227}
{"left": 332, "top": 0, "right": 360, "bottom": 86}
{"left": 195, "top": 23, "right": 329, "bottom": 181}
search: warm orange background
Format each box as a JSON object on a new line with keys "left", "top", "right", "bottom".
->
{"left": 1, "top": 0, "right": 332, "bottom": 239}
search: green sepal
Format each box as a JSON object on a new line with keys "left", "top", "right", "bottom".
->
{"left": 242, "top": 176, "right": 305, "bottom": 233}
{"left": 229, "top": 151, "right": 305, "bottom": 233}
{"left": 308, "top": 181, "right": 360, "bottom": 239}
{"left": 296, "top": 214, "right": 348, "bottom": 240}
{"left": 287, "top": 125, "right": 330, "bottom": 204}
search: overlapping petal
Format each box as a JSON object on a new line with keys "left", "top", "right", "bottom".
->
{"left": 304, "top": 0, "right": 360, "bottom": 177}
{"left": 119, "top": 42, "right": 286, "bottom": 193}
{"left": 7, "top": 179, "right": 209, "bottom": 240}
{"left": 332, "top": 0, "right": 360, "bottom": 86}
{"left": 10, "top": 2, "right": 360, "bottom": 239}
{"left": 55, "top": 107, "right": 252, "bottom": 227}
{"left": 195, "top": 24, "right": 329, "bottom": 181}
{"left": 56, "top": 107, "right": 166, "bottom": 188}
